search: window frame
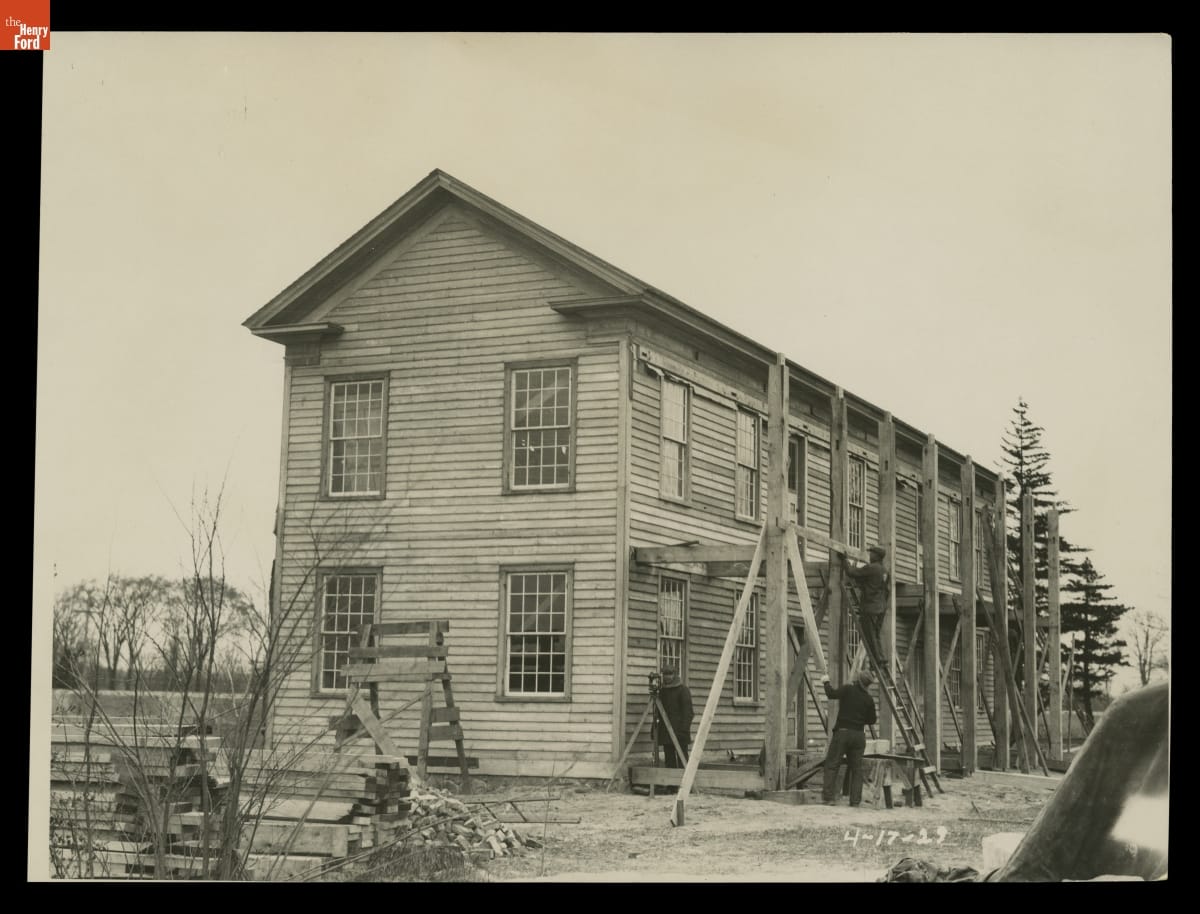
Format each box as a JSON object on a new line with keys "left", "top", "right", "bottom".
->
{"left": 915, "top": 490, "right": 925, "bottom": 585}
{"left": 948, "top": 634, "right": 964, "bottom": 709}
{"left": 659, "top": 378, "right": 691, "bottom": 503}
{"left": 734, "top": 409, "right": 762, "bottom": 523}
{"left": 733, "top": 590, "right": 761, "bottom": 705}
{"left": 495, "top": 564, "right": 574, "bottom": 702}
{"left": 788, "top": 433, "right": 808, "bottom": 525}
{"left": 847, "top": 454, "right": 867, "bottom": 551}
{"left": 976, "top": 629, "right": 990, "bottom": 710}
{"left": 657, "top": 575, "right": 688, "bottom": 681}
{"left": 501, "top": 358, "right": 579, "bottom": 495}
{"left": 947, "top": 497, "right": 963, "bottom": 582}
{"left": 974, "top": 507, "right": 985, "bottom": 583}
{"left": 312, "top": 568, "right": 382, "bottom": 696}
{"left": 320, "top": 374, "right": 389, "bottom": 500}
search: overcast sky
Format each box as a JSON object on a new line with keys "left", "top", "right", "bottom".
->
{"left": 34, "top": 33, "right": 1171, "bottom": 679}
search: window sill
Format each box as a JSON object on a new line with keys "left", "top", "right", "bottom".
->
{"left": 659, "top": 493, "right": 691, "bottom": 507}
{"left": 502, "top": 486, "right": 578, "bottom": 496}
{"left": 732, "top": 699, "right": 762, "bottom": 710}
{"left": 319, "top": 492, "right": 387, "bottom": 502}
{"left": 733, "top": 514, "right": 760, "bottom": 527}
{"left": 494, "top": 694, "right": 572, "bottom": 703}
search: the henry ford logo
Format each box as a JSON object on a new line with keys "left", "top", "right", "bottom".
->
{"left": 3, "top": 1, "right": 51, "bottom": 50}
{"left": 7, "top": 17, "right": 48, "bottom": 48}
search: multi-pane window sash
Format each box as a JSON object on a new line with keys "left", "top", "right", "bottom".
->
{"left": 908, "top": 635, "right": 924, "bottom": 699}
{"left": 734, "top": 593, "right": 759, "bottom": 700}
{"left": 735, "top": 411, "right": 760, "bottom": 519}
{"left": 846, "top": 615, "right": 861, "bottom": 669}
{"left": 658, "top": 578, "right": 686, "bottom": 673}
{"left": 319, "top": 574, "right": 377, "bottom": 692}
{"left": 976, "top": 630, "right": 990, "bottom": 709}
{"left": 949, "top": 638, "right": 963, "bottom": 708}
{"left": 974, "top": 509, "right": 985, "bottom": 582}
{"left": 328, "top": 380, "right": 385, "bottom": 495}
{"left": 511, "top": 367, "right": 572, "bottom": 489}
{"left": 660, "top": 380, "right": 689, "bottom": 499}
{"left": 848, "top": 455, "right": 866, "bottom": 550}
{"left": 915, "top": 492, "right": 925, "bottom": 585}
{"left": 948, "top": 499, "right": 963, "bottom": 581}
{"left": 788, "top": 436, "right": 807, "bottom": 526}
{"left": 505, "top": 572, "right": 568, "bottom": 696}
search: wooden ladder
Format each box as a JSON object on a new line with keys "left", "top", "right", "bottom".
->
{"left": 336, "top": 619, "right": 473, "bottom": 793}
{"left": 842, "top": 580, "right": 943, "bottom": 798}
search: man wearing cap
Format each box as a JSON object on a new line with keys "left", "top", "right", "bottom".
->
{"left": 819, "top": 668, "right": 878, "bottom": 806}
{"left": 844, "top": 545, "right": 889, "bottom": 665}
{"left": 655, "top": 664, "right": 694, "bottom": 771}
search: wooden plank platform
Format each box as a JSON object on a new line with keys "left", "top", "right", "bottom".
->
{"left": 630, "top": 766, "right": 766, "bottom": 791}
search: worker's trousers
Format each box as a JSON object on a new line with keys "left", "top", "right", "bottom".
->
{"left": 822, "top": 728, "right": 867, "bottom": 805}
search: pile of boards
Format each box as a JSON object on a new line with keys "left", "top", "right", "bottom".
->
{"left": 48, "top": 731, "right": 528, "bottom": 880}
{"left": 49, "top": 722, "right": 228, "bottom": 879}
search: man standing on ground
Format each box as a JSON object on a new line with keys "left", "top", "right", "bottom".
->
{"left": 820, "top": 669, "right": 878, "bottom": 806}
{"left": 656, "top": 664, "right": 693, "bottom": 770}
{"left": 844, "top": 545, "right": 888, "bottom": 665}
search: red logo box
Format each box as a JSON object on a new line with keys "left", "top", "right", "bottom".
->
{"left": 3, "top": 0, "right": 50, "bottom": 50}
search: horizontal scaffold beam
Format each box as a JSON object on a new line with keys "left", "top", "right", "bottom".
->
{"left": 633, "top": 524, "right": 868, "bottom": 569}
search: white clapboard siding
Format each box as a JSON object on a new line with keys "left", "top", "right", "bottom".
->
{"left": 272, "top": 206, "right": 620, "bottom": 771}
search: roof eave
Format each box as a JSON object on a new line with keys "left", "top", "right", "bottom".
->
{"left": 250, "top": 322, "right": 345, "bottom": 346}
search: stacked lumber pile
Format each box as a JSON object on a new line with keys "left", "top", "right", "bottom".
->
{"left": 344, "top": 758, "right": 411, "bottom": 848}
{"left": 49, "top": 727, "right": 227, "bottom": 879}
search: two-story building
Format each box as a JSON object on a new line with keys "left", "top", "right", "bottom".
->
{"left": 244, "top": 170, "right": 1002, "bottom": 779}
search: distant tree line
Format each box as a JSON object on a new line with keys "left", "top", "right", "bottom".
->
{"left": 52, "top": 573, "right": 261, "bottom": 694}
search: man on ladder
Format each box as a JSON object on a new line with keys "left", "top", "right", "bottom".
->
{"left": 843, "top": 545, "right": 888, "bottom": 668}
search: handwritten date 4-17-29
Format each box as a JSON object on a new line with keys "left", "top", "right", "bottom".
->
{"left": 844, "top": 826, "right": 949, "bottom": 848}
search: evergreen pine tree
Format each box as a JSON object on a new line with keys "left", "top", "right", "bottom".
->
{"left": 999, "top": 399, "right": 1090, "bottom": 693}
{"left": 1060, "top": 558, "right": 1130, "bottom": 726}
{"left": 1000, "top": 398, "right": 1089, "bottom": 607}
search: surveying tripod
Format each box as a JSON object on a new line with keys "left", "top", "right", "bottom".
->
{"left": 606, "top": 672, "right": 689, "bottom": 793}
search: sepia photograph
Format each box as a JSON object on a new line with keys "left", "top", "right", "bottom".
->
{"left": 30, "top": 32, "right": 1170, "bottom": 882}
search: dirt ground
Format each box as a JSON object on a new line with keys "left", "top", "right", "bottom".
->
{"left": 465, "top": 774, "right": 1059, "bottom": 883}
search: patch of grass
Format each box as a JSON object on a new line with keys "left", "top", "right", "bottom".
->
{"left": 320, "top": 844, "right": 493, "bottom": 883}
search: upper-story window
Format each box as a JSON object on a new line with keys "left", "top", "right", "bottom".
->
{"left": 327, "top": 378, "right": 387, "bottom": 497}
{"left": 788, "top": 434, "right": 807, "bottom": 526}
{"left": 660, "top": 379, "right": 690, "bottom": 500}
{"left": 735, "top": 410, "right": 760, "bottom": 520}
{"left": 974, "top": 508, "right": 985, "bottom": 583}
{"left": 948, "top": 498, "right": 963, "bottom": 582}
{"left": 848, "top": 455, "right": 867, "bottom": 550}
{"left": 505, "top": 362, "right": 576, "bottom": 493}
{"left": 916, "top": 490, "right": 925, "bottom": 584}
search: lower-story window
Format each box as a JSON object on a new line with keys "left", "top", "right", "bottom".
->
{"left": 658, "top": 577, "right": 687, "bottom": 675}
{"left": 318, "top": 571, "right": 380, "bottom": 693}
{"left": 503, "top": 568, "right": 571, "bottom": 698}
{"left": 734, "top": 592, "right": 759, "bottom": 702}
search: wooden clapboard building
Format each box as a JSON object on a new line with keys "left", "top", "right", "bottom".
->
{"left": 244, "top": 170, "right": 1005, "bottom": 780}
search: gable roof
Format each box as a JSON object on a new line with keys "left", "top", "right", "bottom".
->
{"left": 243, "top": 168, "right": 659, "bottom": 333}
{"left": 245, "top": 169, "right": 996, "bottom": 482}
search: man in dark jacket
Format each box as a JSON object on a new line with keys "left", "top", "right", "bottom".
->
{"left": 655, "top": 664, "right": 693, "bottom": 769}
{"left": 820, "top": 668, "right": 877, "bottom": 806}
{"left": 844, "top": 545, "right": 888, "bottom": 665}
